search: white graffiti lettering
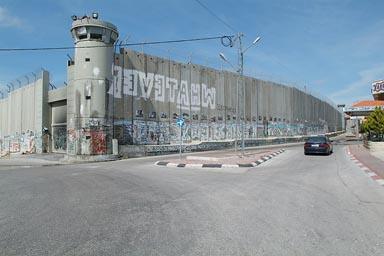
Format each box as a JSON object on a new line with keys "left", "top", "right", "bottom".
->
{"left": 138, "top": 71, "right": 154, "bottom": 99}
{"left": 154, "top": 74, "right": 165, "bottom": 102}
{"left": 201, "top": 83, "right": 215, "bottom": 109}
{"left": 109, "top": 67, "right": 216, "bottom": 110}
{"left": 191, "top": 83, "right": 201, "bottom": 111}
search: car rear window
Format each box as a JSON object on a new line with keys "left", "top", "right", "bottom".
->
{"left": 306, "top": 137, "right": 326, "bottom": 143}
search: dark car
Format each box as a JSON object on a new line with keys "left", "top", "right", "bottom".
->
{"left": 304, "top": 135, "right": 333, "bottom": 155}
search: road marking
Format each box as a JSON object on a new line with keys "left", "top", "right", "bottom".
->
{"left": 155, "top": 149, "right": 285, "bottom": 169}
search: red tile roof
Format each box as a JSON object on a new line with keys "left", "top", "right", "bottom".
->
{"left": 351, "top": 100, "right": 384, "bottom": 107}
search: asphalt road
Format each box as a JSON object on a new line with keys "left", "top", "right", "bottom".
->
{"left": 1, "top": 141, "right": 384, "bottom": 255}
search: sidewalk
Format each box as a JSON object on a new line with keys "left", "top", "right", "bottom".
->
{"left": 0, "top": 152, "right": 66, "bottom": 167}
{"left": 348, "top": 144, "right": 384, "bottom": 179}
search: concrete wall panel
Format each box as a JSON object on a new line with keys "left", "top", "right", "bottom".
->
{"left": 109, "top": 49, "right": 341, "bottom": 145}
{"left": 1, "top": 50, "right": 342, "bottom": 152}
{"left": 0, "top": 70, "right": 49, "bottom": 153}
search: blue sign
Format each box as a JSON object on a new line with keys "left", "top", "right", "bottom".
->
{"left": 177, "top": 118, "right": 184, "bottom": 127}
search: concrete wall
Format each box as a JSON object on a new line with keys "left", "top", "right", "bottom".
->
{"left": 48, "top": 86, "right": 67, "bottom": 103}
{"left": 0, "top": 97, "right": 8, "bottom": 138}
{"left": 0, "top": 70, "right": 50, "bottom": 153}
{"left": 0, "top": 50, "right": 342, "bottom": 155}
{"left": 110, "top": 49, "right": 342, "bottom": 146}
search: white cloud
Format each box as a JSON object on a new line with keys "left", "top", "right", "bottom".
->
{"left": 0, "top": 6, "right": 23, "bottom": 28}
{"left": 330, "top": 66, "right": 384, "bottom": 106}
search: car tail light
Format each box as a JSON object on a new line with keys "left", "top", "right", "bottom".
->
{"left": 320, "top": 143, "right": 329, "bottom": 147}
{"left": 304, "top": 143, "right": 310, "bottom": 147}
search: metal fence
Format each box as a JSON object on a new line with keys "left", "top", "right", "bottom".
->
{"left": 367, "top": 133, "right": 384, "bottom": 142}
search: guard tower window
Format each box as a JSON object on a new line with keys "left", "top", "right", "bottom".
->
{"left": 76, "top": 26, "right": 87, "bottom": 40}
{"left": 110, "top": 32, "right": 118, "bottom": 43}
{"left": 90, "top": 33, "right": 102, "bottom": 40}
{"left": 89, "top": 27, "right": 103, "bottom": 40}
{"left": 78, "top": 34, "right": 88, "bottom": 40}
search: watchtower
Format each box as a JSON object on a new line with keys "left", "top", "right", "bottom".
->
{"left": 67, "top": 13, "right": 118, "bottom": 156}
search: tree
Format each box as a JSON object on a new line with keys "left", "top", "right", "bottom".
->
{"left": 363, "top": 107, "right": 384, "bottom": 136}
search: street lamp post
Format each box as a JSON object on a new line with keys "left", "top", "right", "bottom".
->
{"left": 219, "top": 53, "right": 239, "bottom": 152}
{"left": 220, "top": 33, "right": 261, "bottom": 155}
{"left": 337, "top": 104, "right": 345, "bottom": 132}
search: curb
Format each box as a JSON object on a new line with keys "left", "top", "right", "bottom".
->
{"left": 155, "top": 149, "right": 285, "bottom": 168}
{"left": 347, "top": 147, "right": 384, "bottom": 187}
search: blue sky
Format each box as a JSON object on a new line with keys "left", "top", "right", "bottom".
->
{"left": 0, "top": 0, "right": 383, "bottom": 107}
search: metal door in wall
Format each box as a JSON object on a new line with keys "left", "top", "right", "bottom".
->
{"left": 52, "top": 125, "right": 67, "bottom": 153}
{"left": 51, "top": 100, "right": 67, "bottom": 153}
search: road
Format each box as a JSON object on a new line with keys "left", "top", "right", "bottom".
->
{"left": 1, "top": 140, "right": 384, "bottom": 255}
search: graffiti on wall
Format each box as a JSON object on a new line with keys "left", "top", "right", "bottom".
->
{"left": 67, "top": 129, "right": 76, "bottom": 155}
{"left": 112, "top": 118, "right": 331, "bottom": 145}
{"left": 10, "top": 142, "right": 20, "bottom": 153}
{"left": 114, "top": 121, "right": 171, "bottom": 145}
{"left": 158, "top": 122, "right": 170, "bottom": 144}
{"left": 108, "top": 67, "right": 216, "bottom": 111}
{"left": 115, "top": 123, "right": 134, "bottom": 145}
{"left": 53, "top": 126, "right": 67, "bottom": 152}
{"left": 200, "top": 124, "right": 209, "bottom": 141}
{"left": 67, "top": 126, "right": 111, "bottom": 155}
{"left": 90, "top": 130, "right": 106, "bottom": 155}
{"left": 214, "top": 123, "right": 226, "bottom": 140}
{"left": 0, "top": 131, "right": 42, "bottom": 154}
{"left": 134, "top": 120, "right": 148, "bottom": 144}
{"left": 190, "top": 124, "right": 200, "bottom": 141}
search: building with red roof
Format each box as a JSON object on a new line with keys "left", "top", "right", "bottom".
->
{"left": 344, "top": 80, "right": 384, "bottom": 117}
{"left": 343, "top": 80, "right": 384, "bottom": 134}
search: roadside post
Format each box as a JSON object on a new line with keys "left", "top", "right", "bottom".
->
{"left": 177, "top": 117, "right": 184, "bottom": 159}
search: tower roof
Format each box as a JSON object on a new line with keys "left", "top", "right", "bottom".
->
{"left": 71, "top": 14, "right": 118, "bottom": 35}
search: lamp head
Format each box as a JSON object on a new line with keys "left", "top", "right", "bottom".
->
{"left": 252, "top": 37, "right": 261, "bottom": 44}
{"left": 219, "top": 53, "right": 227, "bottom": 61}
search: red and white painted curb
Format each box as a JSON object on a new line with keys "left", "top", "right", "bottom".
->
{"left": 347, "top": 148, "right": 384, "bottom": 187}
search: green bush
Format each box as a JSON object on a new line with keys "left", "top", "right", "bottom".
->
{"left": 364, "top": 107, "right": 384, "bottom": 141}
